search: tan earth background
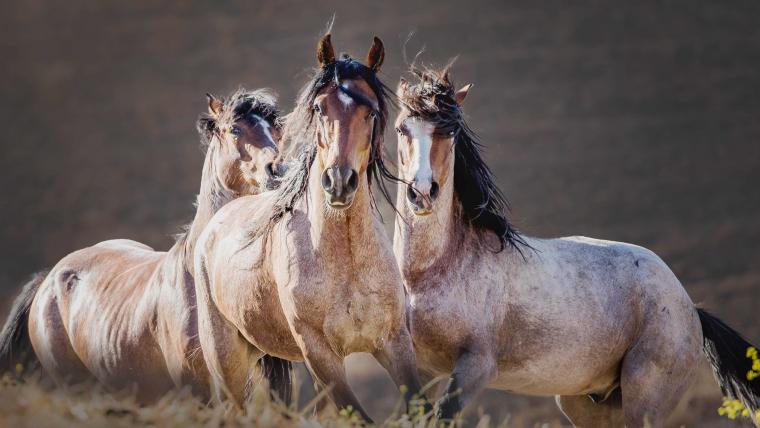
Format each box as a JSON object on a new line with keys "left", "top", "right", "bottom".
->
{"left": 1, "top": 1, "right": 759, "bottom": 427}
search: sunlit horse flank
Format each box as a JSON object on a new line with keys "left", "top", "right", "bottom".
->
{"left": 192, "top": 34, "right": 427, "bottom": 422}
{"left": 0, "top": 89, "right": 292, "bottom": 402}
{"left": 393, "top": 67, "right": 760, "bottom": 427}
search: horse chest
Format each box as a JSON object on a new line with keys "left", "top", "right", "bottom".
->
{"left": 324, "top": 291, "right": 394, "bottom": 354}
{"left": 407, "top": 288, "right": 474, "bottom": 372}
{"left": 298, "top": 267, "right": 403, "bottom": 355}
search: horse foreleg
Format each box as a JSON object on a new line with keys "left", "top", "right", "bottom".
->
{"left": 296, "top": 326, "right": 373, "bottom": 423}
{"left": 373, "top": 328, "right": 431, "bottom": 414}
{"left": 196, "top": 304, "right": 253, "bottom": 406}
{"left": 195, "top": 260, "right": 254, "bottom": 407}
{"left": 435, "top": 350, "right": 496, "bottom": 421}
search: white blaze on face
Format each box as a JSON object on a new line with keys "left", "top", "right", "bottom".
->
{"left": 405, "top": 118, "right": 435, "bottom": 193}
{"left": 338, "top": 84, "right": 354, "bottom": 110}
{"left": 251, "top": 114, "right": 275, "bottom": 146}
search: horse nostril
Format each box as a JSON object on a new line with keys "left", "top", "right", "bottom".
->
{"left": 406, "top": 185, "right": 418, "bottom": 203}
{"left": 265, "top": 162, "right": 276, "bottom": 178}
{"left": 430, "top": 181, "right": 440, "bottom": 200}
{"left": 346, "top": 169, "right": 358, "bottom": 193}
{"left": 321, "top": 169, "right": 333, "bottom": 192}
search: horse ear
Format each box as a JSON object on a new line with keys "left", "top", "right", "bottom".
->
{"left": 366, "top": 36, "right": 385, "bottom": 72}
{"left": 206, "top": 93, "right": 223, "bottom": 116}
{"left": 453, "top": 84, "right": 473, "bottom": 105}
{"left": 442, "top": 68, "right": 451, "bottom": 84}
{"left": 397, "top": 77, "right": 409, "bottom": 95}
{"left": 317, "top": 33, "right": 335, "bottom": 68}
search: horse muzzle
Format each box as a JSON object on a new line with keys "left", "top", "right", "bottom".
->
{"left": 321, "top": 166, "right": 359, "bottom": 209}
{"left": 406, "top": 181, "right": 439, "bottom": 216}
{"left": 263, "top": 161, "right": 287, "bottom": 190}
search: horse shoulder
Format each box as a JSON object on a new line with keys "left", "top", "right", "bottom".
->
{"left": 406, "top": 251, "right": 500, "bottom": 372}
{"left": 196, "top": 194, "right": 280, "bottom": 319}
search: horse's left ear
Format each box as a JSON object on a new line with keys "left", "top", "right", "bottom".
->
{"left": 366, "top": 36, "right": 384, "bottom": 72}
{"left": 453, "top": 84, "right": 473, "bottom": 105}
{"left": 397, "top": 77, "right": 409, "bottom": 95}
{"left": 206, "top": 93, "right": 224, "bottom": 116}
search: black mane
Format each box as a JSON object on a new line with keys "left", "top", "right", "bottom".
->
{"left": 400, "top": 67, "right": 529, "bottom": 254}
{"left": 196, "top": 88, "right": 281, "bottom": 148}
{"left": 259, "top": 54, "right": 398, "bottom": 237}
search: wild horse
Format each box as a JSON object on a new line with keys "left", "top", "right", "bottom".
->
{"left": 393, "top": 67, "right": 760, "bottom": 427}
{"left": 193, "top": 34, "right": 426, "bottom": 422}
{"left": 0, "top": 89, "right": 292, "bottom": 403}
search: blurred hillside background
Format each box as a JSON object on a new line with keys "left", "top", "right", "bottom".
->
{"left": 1, "top": 1, "right": 759, "bottom": 426}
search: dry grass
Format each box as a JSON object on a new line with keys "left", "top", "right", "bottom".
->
{"left": 0, "top": 369, "right": 503, "bottom": 428}
{"left": 0, "top": 362, "right": 741, "bottom": 427}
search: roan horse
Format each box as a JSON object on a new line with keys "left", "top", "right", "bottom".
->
{"left": 0, "top": 89, "right": 293, "bottom": 403}
{"left": 393, "top": 68, "right": 760, "bottom": 427}
{"left": 193, "top": 34, "right": 426, "bottom": 422}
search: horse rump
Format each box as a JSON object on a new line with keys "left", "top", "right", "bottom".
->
{"left": 699, "top": 308, "right": 760, "bottom": 424}
{"left": 0, "top": 269, "right": 48, "bottom": 375}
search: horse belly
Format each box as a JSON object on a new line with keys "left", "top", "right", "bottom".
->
{"left": 492, "top": 308, "right": 631, "bottom": 396}
{"left": 489, "top": 354, "right": 621, "bottom": 396}
{"left": 66, "top": 307, "right": 172, "bottom": 397}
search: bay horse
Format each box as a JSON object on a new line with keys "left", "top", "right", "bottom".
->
{"left": 393, "top": 68, "right": 760, "bottom": 427}
{"left": 193, "top": 34, "right": 427, "bottom": 422}
{"left": 0, "top": 89, "right": 293, "bottom": 403}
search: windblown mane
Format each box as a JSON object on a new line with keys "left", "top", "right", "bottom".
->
{"left": 175, "top": 89, "right": 282, "bottom": 245}
{"left": 258, "top": 55, "right": 397, "bottom": 238}
{"left": 196, "top": 88, "right": 281, "bottom": 148}
{"left": 399, "top": 67, "right": 529, "bottom": 254}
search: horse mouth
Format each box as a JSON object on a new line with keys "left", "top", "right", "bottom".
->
{"left": 411, "top": 205, "right": 433, "bottom": 216}
{"left": 264, "top": 177, "right": 280, "bottom": 191}
{"left": 325, "top": 195, "right": 355, "bottom": 210}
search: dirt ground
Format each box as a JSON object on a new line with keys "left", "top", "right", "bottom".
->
{"left": 1, "top": 1, "right": 759, "bottom": 426}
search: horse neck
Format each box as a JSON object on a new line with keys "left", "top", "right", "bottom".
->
{"left": 306, "top": 161, "right": 383, "bottom": 258}
{"left": 181, "top": 146, "right": 234, "bottom": 267}
{"left": 393, "top": 173, "right": 469, "bottom": 283}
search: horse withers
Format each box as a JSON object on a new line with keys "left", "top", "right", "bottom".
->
{"left": 0, "top": 89, "right": 292, "bottom": 403}
{"left": 393, "top": 67, "right": 760, "bottom": 427}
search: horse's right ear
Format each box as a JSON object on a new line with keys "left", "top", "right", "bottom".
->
{"left": 206, "top": 93, "right": 223, "bottom": 116}
{"left": 317, "top": 34, "right": 335, "bottom": 69}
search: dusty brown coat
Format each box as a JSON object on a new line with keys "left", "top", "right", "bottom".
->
{"left": 27, "top": 91, "right": 281, "bottom": 401}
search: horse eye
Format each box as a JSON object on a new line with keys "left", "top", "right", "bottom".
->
{"left": 230, "top": 126, "right": 242, "bottom": 137}
{"left": 313, "top": 104, "right": 322, "bottom": 115}
{"left": 395, "top": 127, "right": 403, "bottom": 134}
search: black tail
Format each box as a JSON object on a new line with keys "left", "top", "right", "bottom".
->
{"left": 698, "top": 308, "right": 760, "bottom": 418}
{"left": 258, "top": 354, "right": 293, "bottom": 405}
{"left": 0, "top": 269, "right": 48, "bottom": 374}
